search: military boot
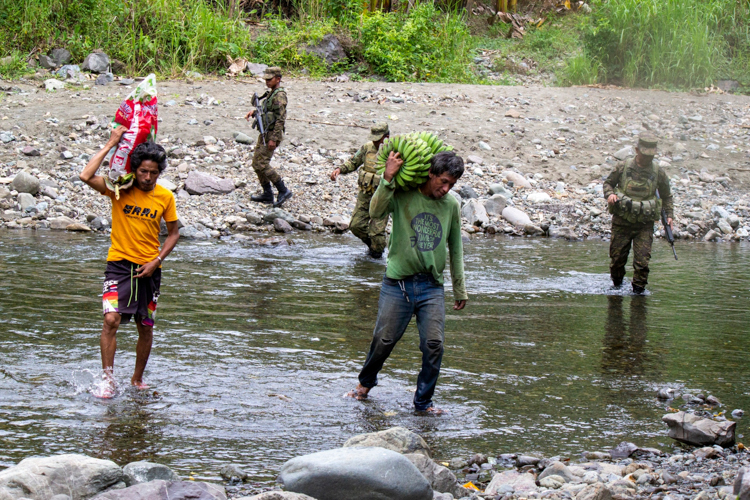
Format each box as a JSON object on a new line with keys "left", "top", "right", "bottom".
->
{"left": 632, "top": 284, "right": 645, "bottom": 295}
{"left": 273, "top": 179, "right": 293, "bottom": 207}
{"left": 251, "top": 182, "right": 274, "bottom": 204}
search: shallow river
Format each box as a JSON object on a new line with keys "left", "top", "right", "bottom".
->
{"left": 1, "top": 230, "right": 748, "bottom": 486}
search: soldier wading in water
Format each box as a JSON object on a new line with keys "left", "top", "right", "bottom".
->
{"left": 604, "top": 133, "right": 674, "bottom": 294}
{"left": 245, "top": 66, "right": 292, "bottom": 207}
{"left": 330, "top": 122, "right": 391, "bottom": 258}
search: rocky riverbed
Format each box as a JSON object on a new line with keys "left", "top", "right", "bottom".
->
{"left": 1, "top": 76, "right": 750, "bottom": 243}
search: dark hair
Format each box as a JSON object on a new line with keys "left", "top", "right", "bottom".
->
{"left": 429, "top": 151, "right": 464, "bottom": 179}
{"left": 131, "top": 142, "right": 168, "bottom": 173}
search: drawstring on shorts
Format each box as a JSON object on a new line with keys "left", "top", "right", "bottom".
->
{"left": 398, "top": 280, "right": 410, "bottom": 303}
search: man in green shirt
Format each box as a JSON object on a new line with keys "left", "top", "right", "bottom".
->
{"left": 346, "top": 150, "right": 468, "bottom": 413}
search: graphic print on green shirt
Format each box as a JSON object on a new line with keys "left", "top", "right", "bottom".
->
{"left": 411, "top": 212, "right": 443, "bottom": 252}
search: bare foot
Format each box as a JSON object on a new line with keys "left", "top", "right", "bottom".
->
{"left": 93, "top": 382, "right": 116, "bottom": 399}
{"left": 421, "top": 406, "right": 447, "bottom": 415}
{"left": 344, "top": 384, "right": 370, "bottom": 400}
{"left": 131, "top": 380, "right": 150, "bottom": 390}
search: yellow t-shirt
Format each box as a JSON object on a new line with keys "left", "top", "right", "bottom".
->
{"left": 104, "top": 184, "right": 178, "bottom": 264}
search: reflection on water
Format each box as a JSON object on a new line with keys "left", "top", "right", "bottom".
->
{"left": 1, "top": 230, "right": 749, "bottom": 484}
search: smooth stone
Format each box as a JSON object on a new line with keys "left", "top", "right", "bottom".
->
{"left": 48, "top": 216, "right": 76, "bottom": 230}
{"left": 279, "top": 447, "right": 432, "bottom": 500}
{"left": 82, "top": 52, "right": 110, "bottom": 73}
{"left": 157, "top": 179, "right": 177, "bottom": 191}
{"left": 246, "top": 63, "right": 269, "bottom": 76}
{"left": 17, "top": 193, "right": 36, "bottom": 211}
{"left": 343, "top": 427, "right": 431, "bottom": 457}
{"left": 51, "top": 48, "right": 72, "bottom": 66}
{"left": 609, "top": 442, "right": 638, "bottom": 459}
{"left": 44, "top": 79, "right": 66, "bottom": 91}
{"left": 718, "top": 219, "right": 733, "bottom": 234}
{"left": 233, "top": 132, "right": 253, "bottom": 144}
{"left": 274, "top": 218, "right": 293, "bottom": 233}
{"left": 662, "top": 411, "right": 736, "bottom": 447}
{"left": 264, "top": 208, "right": 295, "bottom": 225}
{"left": 575, "top": 483, "right": 612, "bottom": 500}
{"left": 0, "top": 454, "right": 124, "bottom": 500}
{"left": 66, "top": 223, "right": 92, "bottom": 232}
{"left": 734, "top": 467, "right": 750, "bottom": 500}
{"left": 489, "top": 183, "right": 512, "bottom": 197}
{"left": 122, "top": 461, "right": 179, "bottom": 486}
{"left": 461, "top": 199, "right": 489, "bottom": 226}
{"left": 22, "top": 146, "right": 40, "bottom": 156}
{"left": 539, "top": 476, "right": 565, "bottom": 489}
{"left": 485, "top": 470, "right": 538, "bottom": 495}
{"left": 483, "top": 195, "right": 507, "bottom": 216}
{"left": 502, "top": 206, "right": 531, "bottom": 227}
{"left": 539, "top": 462, "right": 577, "bottom": 483}
{"left": 91, "top": 480, "right": 226, "bottom": 500}
{"left": 527, "top": 191, "right": 552, "bottom": 204}
{"left": 614, "top": 146, "right": 635, "bottom": 160}
{"left": 704, "top": 229, "right": 721, "bottom": 242}
{"left": 478, "top": 141, "right": 491, "bottom": 151}
{"left": 184, "top": 171, "right": 235, "bottom": 195}
{"left": 219, "top": 464, "right": 249, "bottom": 483}
{"left": 502, "top": 171, "right": 531, "bottom": 189}
{"left": 466, "top": 155, "right": 484, "bottom": 165}
{"left": 404, "top": 454, "right": 471, "bottom": 499}
{"left": 458, "top": 185, "right": 478, "bottom": 199}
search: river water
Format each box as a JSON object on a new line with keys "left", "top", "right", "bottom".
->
{"left": 1, "top": 230, "right": 748, "bottom": 486}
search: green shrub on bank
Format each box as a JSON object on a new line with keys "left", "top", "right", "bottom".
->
{"left": 583, "top": 0, "right": 750, "bottom": 88}
{"left": 360, "top": 3, "right": 476, "bottom": 82}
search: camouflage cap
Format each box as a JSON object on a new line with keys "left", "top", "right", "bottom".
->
{"left": 263, "top": 66, "right": 282, "bottom": 80}
{"left": 637, "top": 133, "right": 658, "bottom": 156}
{"left": 369, "top": 122, "right": 390, "bottom": 142}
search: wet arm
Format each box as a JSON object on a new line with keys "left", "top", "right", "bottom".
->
{"left": 448, "top": 204, "right": 468, "bottom": 301}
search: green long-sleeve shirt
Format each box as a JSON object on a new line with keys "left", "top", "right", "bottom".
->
{"left": 370, "top": 177, "right": 468, "bottom": 301}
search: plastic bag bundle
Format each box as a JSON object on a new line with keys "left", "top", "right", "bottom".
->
{"left": 106, "top": 74, "right": 158, "bottom": 198}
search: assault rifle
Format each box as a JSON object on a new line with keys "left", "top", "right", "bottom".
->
{"left": 251, "top": 92, "right": 266, "bottom": 147}
{"left": 656, "top": 189, "right": 677, "bottom": 260}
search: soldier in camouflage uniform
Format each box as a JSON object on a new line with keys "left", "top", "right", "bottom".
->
{"left": 245, "top": 66, "right": 292, "bottom": 207}
{"left": 330, "top": 123, "right": 390, "bottom": 258}
{"left": 604, "top": 133, "right": 674, "bottom": 294}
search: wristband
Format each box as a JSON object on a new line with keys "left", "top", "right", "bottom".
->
{"left": 156, "top": 256, "right": 163, "bottom": 263}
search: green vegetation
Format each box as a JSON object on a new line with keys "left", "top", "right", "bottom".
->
{"left": 0, "top": 0, "right": 749, "bottom": 90}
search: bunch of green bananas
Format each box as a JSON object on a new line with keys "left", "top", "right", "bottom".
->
{"left": 375, "top": 132, "right": 453, "bottom": 190}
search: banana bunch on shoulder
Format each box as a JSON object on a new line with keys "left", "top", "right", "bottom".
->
{"left": 375, "top": 132, "right": 453, "bottom": 190}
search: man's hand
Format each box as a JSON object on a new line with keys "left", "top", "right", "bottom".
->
{"left": 454, "top": 300, "right": 467, "bottom": 310}
{"left": 134, "top": 259, "right": 160, "bottom": 278}
{"left": 383, "top": 151, "right": 403, "bottom": 182}
{"left": 330, "top": 168, "right": 341, "bottom": 181}
{"left": 245, "top": 109, "right": 256, "bottom": 121}
{"left": 267, "top": 139, "right": 277, "bottom": 151}
{"left": 667, "top": 217, "right": 673, "bottom": 230}
{"left": 607, "top": 194, "right": 619, "bottom": 205}
{"left": 108, "top": 125, "right": 127, "bottom": 147}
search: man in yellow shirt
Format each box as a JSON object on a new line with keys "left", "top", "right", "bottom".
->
{"left": 80, "top": 126, "right": 180, "bottom": 398}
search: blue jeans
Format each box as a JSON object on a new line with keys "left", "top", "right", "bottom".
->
{"left": 358, "top": 274, "right": 446, "bottom": 411}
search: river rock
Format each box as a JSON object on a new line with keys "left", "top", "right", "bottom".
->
{"left": 51, "top": 48, "right": 72, "bottom": 66}
{"left": 484, "top": 470, "right": 538, "bottom": 496}
{"left": 502, "top": 171, "right": 531, "bottom": 189}
{"left": 279, "top": 447, "right": 432, "bottom": 500}
{"left": 233, "top": 132, "right": 253, "bottom": 144}
{"left": 17, "top": 193, "right": 36, "bottom": 211}
{"left": 343, "top": 427, "right": 431, "bottom": 457}
{"left": 704, "top": 229, "right": 721, "bottom": 242}
{"left": 489, "top": 183, "right": 512, "bottom": 197}
{"left": 238, "top": 493, "right": 316, "bottom": 500}
{"left": 301, "top": 34, "right": 346, "bottom": 66}
{"left": 122, "top": 462, "right": 179, "bottom": 486}
{"left": 576, "top": 483, "right": 613, "bottom": 500}
{"left": 246, "top": 63, "right": 269, "bottom": 76}
{"left": 67, "top": 223, "right": 92, "bottom": 232}
{"left": 0, "top": 131, "right": 14, "bottom": 143}
{"left": 274, "top": 218, "right": 293, "bottom": 233}
{"left": 45, "top": 79, "right": 66, "bottom": 91}
{"left": 734, "top": 467, "right": 750, "bottom": 500}
{"left": 718, "top": 219, "right": 733, "bottom": 234}
{"left": 461, "top": 199, "right": 489, "bottom": 226}
{"left": 264, "top": 208, "right": 295, "bottom": 224}
{"left": 22, "top": 146, "right": 40, "bottom": 156}
{"left": 614, "top": 146, "right": 635, "bottom": 160}
{"left": 527, "top": 191, "right": 552, "bottom": 204}
{"left": 662, "top": 411, "right": 736, "bottom": 447}
{"left": 12, "top": 171, "right": 40, "bottom": 195}
{"left": 48, "top": 216, "right": 77, "bottom": 230}
{"left": 483, "top": 195, "right": 507, "bottom": 216}
{"left": 610, "top": 441, "right": 638, "bottom": 459}
{"left": 185, "top": 171, "right": 235, "bottom": 195}
{"left": 539, "top": 461, "right": 577, "bottom": 483}
{"left": 91, "top": 480, "right": 226, "bottom": 500}
{"left": 404, "top": 454, "right": 471, "bottom": 498}
{"left": 467, "top": 155, "right": 484, "bottom": 165}
{"left": 82, "top": 52, "right": 110, "bottom": 73}
{"left": 157, "top": 178, "right": 177, "bottom": 192}
{"left": 711, "top": 205, "right": 730, "bottom": 219}
{"left": 39, "top": 54, "right": 58, "bottom": 69}
{"left": 458, "top": 185, "right": 478, "bottom": 199}
{"left": 539, "top": 475, "right": 565, "bottom": 489}
{"left": 502, "top": 206, "right": 531, "bottom": 227}
{"left": 0, "top": 454, "right": 125, "bottom": 500}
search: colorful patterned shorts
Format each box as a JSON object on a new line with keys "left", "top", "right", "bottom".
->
{"left": 103, "top": 260, "right": 162, "bottom": 326}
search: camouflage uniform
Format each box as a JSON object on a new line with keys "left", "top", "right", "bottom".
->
{"left": 251, "top": 85, "right": 287, "bottom": 185}
{"left": 603, "top": 135, "right": 673, "bottom": 290}
{"left": 339, "top": 123, "right": 390, "bottom": 254}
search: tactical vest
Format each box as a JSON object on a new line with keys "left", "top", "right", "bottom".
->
{"left": 260, "top": 87, "right": 285, "bottom": 133}
{"left": 608, "top": 159, "right": 662, "bottom": 223}
{"left": 357, "top": 142, "right": 382, "bottom": 194}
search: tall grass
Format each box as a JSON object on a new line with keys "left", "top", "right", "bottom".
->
{"left": 583, "top": 0, "right": 750, "bottom": 88}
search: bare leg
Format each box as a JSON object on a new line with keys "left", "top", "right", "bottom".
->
{"left": 98, "top": 312, "right": 121, "bottom": 398}
{"left": 131, "top": 319, "right": 153, "bottom": 388}
{"left": 345, "top": 384, "right": 370, "bottom": 400}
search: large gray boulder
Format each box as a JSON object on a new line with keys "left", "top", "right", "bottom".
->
{"left": 185, "top": 171, "right": 235, "bottom": 195}
{"left": 662, "top": 411, "right": 735, "bottom": 447}
{"left": 0, "top": 454, "right": 125, "bottom": 500}
{"left": 48, "top": 216, "right": 77, "bottom": 230}
{"left": 238, "top": 493, "right": 316, "bottom": 500}
{"left": 484, "top": 470, "right": 538, "bottom": 496}
{"left": 263, "top": 208, "right": 295, "bottom": 225}
{"left": 279, "top": 447, "right": 432, "bottom": 500}
{"left": 122, "top": 462, "right": 179, "bottom": 486}
{"left": 11, "top": 171, "right": 40, "bottom": 195}
{"left": 301, "top": 34, "right": 346, "bottom": 66}
{"left": 538, "top": 461, "right": 577, "bottom": 483}
{"left": 17, "top": 192, "right": 36, "bottom": 211}
{"left": 502, "top": 206, "right": 531, "bottom": 227}
{"left": 51, "top": 48, "right": 72, "bottom": 66}
{"left": 404, "top": 454, "right": 471, "bottom": 498}
{"left": 734, "top": 467, "right": 750, "bottom": 500}
{"left": 245, "top": 63, "right": 268, "bottom": 76}
{"left": 343, "top": 427, "right": 431, "bottom": 457}
{"left": 82, "top": 52, "right": 110, "bottom": 73}
{"left": 91, "top": 480, "right": 225, "bottom": 500}
{"left": 461, "top": 199, "right": 489, "bottom": 226}
{"left": 483, "top": 194, "right": 507, "bottom": 216}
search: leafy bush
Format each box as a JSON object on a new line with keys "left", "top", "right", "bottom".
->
{"left": 560, "top": 52, "right": 600, "bottom": 85}
{"left": 360, "top": 3, "right": 476, "bottom": 82}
